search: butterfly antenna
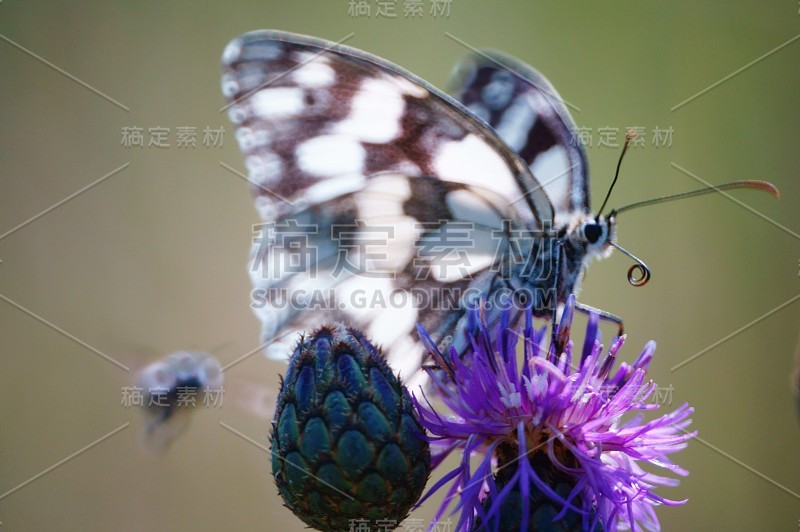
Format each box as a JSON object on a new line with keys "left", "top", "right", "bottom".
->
{"left": 610, "top": 180, "right": 779, "bottom": 216}
{"left": 607, "top": 179, "right": 778, "bottom": 287}
{"left": 597, "top": 129, "right": 636, "bottom": 218}
{"left": 610, "top": 242, "right": 651, "bottom": 286}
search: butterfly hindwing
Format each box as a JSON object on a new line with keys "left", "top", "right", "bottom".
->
{"left": 448, "top": 50, "right": 590, "bottom": 223}
{"left": 249, "top": 173, "right": 523, "bottom": 378}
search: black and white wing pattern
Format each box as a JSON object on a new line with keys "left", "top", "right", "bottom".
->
{"left": 448, "top": 50, "right": 590, "bottom": 224}
{"left": 221, "top": 31, "right": 552, "bottom": 226}
{"left": 220, "top": 31, "right": 601, "bottom": 382}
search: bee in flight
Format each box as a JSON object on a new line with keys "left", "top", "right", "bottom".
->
{"left": 135, "top": 351, "right": 224, "bottom": 453}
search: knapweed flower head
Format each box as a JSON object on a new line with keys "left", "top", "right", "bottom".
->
{"left": 271, "top": 323, "right": 431, "bottom": 531}
{"left": 414, "top": 295, "right": 695, "bottom": 531}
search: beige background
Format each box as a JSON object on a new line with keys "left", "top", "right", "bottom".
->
{"left": 1, "top": 1, "right": 798, "bottom": 530}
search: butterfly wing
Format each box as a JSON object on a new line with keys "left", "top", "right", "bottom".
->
{"left": 221, "top": 31, "right": 554, "bottom": 376}
{"left": 221, "top": 30, "right": 553, "bottom": 227}
{"left": 249, "top": 172, "right": 524, "bottom": 379}
{"left": 448, "top": 49, "right": 590, "bottom": 223}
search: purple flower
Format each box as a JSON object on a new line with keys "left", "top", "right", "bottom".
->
{"left": 413, "top": 295, "right": 695, "bottom": 531}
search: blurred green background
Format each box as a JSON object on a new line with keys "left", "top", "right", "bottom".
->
{"left": 1, "top": 1, "right": 798, "bottom": 530}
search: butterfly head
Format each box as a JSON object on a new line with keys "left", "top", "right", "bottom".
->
{"left": 570, "top": 212, "right": 652, "bottom": 287}
{"left": 576, "top": 213, "right": 616, "bottom": 259}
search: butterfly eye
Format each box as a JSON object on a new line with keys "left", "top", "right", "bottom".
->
{"left": 584, "top": 223, "right": 603, "bottom": 244}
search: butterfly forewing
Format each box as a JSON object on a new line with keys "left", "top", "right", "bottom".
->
{"left": 221, "top": 31, "right": 552, "bottom": 226}
{"left": 448, "top": 50, "right": 590, "bottom": 222}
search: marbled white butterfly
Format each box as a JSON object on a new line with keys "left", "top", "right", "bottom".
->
{"left": 220, "top": 31, "right": 777, "bottom": 381}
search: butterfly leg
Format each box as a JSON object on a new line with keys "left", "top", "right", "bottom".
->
{"left": 574, "top": 302, "right": 625, "bottom": 336}
{"left": 550, "top": 241, "right": 563, "bottom": 343}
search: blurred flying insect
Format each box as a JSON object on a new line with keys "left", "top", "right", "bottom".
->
{"left": 135, "top": 351, "right": 224, "bottom": 453}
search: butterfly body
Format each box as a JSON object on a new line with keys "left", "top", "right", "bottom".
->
{"left": 222, "top": 31, "right": 616, "bottom": 379}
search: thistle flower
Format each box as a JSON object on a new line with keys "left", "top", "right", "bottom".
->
{"left": 413, "top": 296, "right": 695, "bottom": 531}
{"left": 271, "top": 323, "right": 431, "bottom": 531}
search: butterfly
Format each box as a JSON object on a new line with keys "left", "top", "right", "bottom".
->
{"left": 220, "top": 30, "right": 777, "bottom": 381}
